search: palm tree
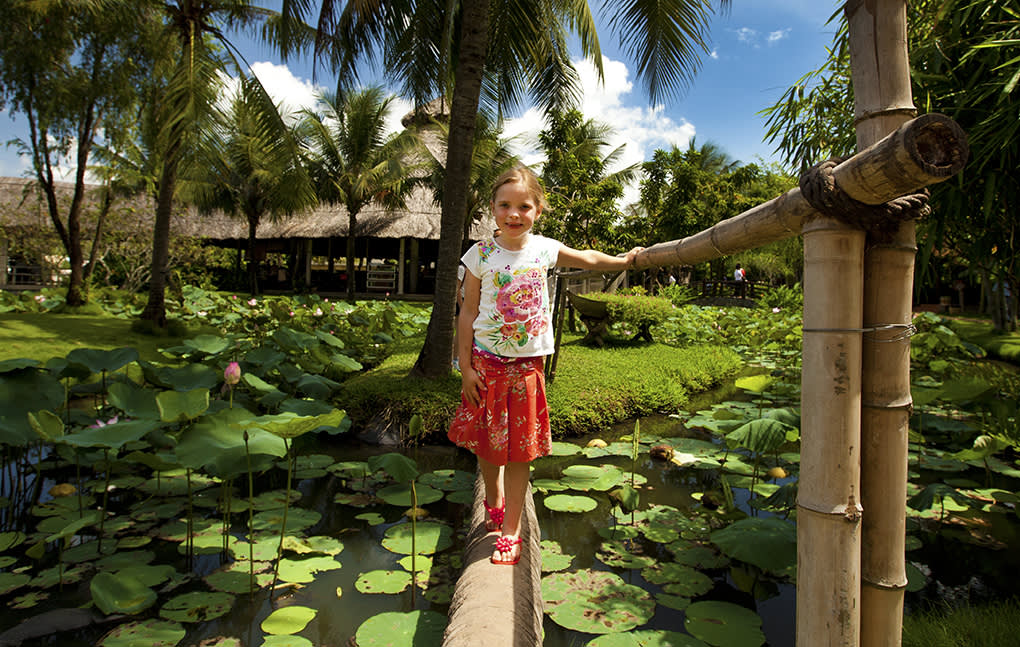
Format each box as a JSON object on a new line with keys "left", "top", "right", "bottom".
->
{"left": 300, "top": 87, "right": 421, "bottom": 302}
{"left": 285, "top": 0, "right": 730, "bottom": 376}
{"left": 139, "top": 1, "right": 313, "bottom": 326}
{"left": 179, "top": 76, "right": 315, "bottom": 296}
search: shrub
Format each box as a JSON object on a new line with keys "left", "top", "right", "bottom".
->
{"left": 583, "top": 292, "right": 676, "bottom": 330}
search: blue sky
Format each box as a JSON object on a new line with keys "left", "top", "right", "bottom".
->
{"left": 0, "top": 0, "right": 842, "bottom": 206}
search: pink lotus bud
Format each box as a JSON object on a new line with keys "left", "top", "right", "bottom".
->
{"left": 224, "top": 362, "right": 241, "bottom": 385}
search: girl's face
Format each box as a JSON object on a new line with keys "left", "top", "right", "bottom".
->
{"left": 491, "top": 181, "right": 541, "bottom": 249}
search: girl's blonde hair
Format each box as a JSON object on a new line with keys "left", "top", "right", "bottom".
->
{"left": 490, "top": 164, "right": 549, "bottom": 211}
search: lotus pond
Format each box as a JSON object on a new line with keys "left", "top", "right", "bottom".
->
{"left": 0, "top": 290, "right": 1018, "bottom": 646}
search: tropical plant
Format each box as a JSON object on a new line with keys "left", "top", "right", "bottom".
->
{"left": 0, "top": 0, "right": 157, "bottom": 305}
{"left": 536, "top": 108, "right": 637, "bottom": 252}
{"left": 180, "top": 75, "right": 315, "bottom": 296}
{"left": 283, "top": 0, "right": 732, "bottom": 378}
{"left": 300, "top": 86, "right": 422, "bottom": 301}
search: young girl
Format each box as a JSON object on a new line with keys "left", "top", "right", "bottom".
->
{"left": 448, "top": 165, "right": 643, "bottom": 565}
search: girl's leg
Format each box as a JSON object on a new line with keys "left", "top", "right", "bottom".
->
{"left": 494, "top": 460, "right": 530, "bottom": 562}
{"left": 477, "top": 455, "right": 505, "bottom": 526}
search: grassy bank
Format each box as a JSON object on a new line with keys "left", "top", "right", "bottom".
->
{"left": 339, "top": 333, "right": 743, "bottom": 440}
{"left": 0, "top": 312, "right": 210, "bottom": 365}
{"left": 948, "top": 317, "right": 1020, "bottom": 363}
{"left": 903, "top": 599, "right": 1020, "bottom": 647}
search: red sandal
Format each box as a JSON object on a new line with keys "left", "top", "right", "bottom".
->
{"left": 483, "top": 497, "right": 505, "bottom": 533}
{"left": 491, "top": 535, "right": 522, "bottom": 565}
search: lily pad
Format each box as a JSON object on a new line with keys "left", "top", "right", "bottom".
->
{"left": 381, "top": 522, "right": 453, "bottom": 555}
{"left": 159, "top": 591, "right": 235, "bottom": 623}
{"left": 90, "top": 571, "right": 156, "bottom": 615}
{"left": 260, "top": 636, "right": 313, "bottom": 647}
{"left": 354, "top": 610, "right": 446, "bottom": 647}
{"left": 355, "top": 512, "right": 386, "bottom": 526}
{"left": 666, "top": 542, "right": 729, "bottom": 569}
{"left": 277, "top": 556, "right": 342, "bottom": 583}
{"left": 587, "top": 630, "right": 708, "bottom": 646}
{"left": 0, "top": 572, "right": 30, "bottom": 596}
{"left": 655, "top": 593, "right": 693, "bottom": 611}
{"left": 281, "top": 535, "right": 344, "bottom": 556}
{"left": 533, "top": 478, "right": 570, "bottom": 493}
{"left": 544, "top": 494, "right": 598, "bottom": 513}
{"left": 541, "top": 540, "right": 574, "bottom": 572}
{"left": 98, "top": 619, "right": 185, "bottom": 647}
{"left": 251, "top": 507, "right": 321, "bottom": 533}
{"left": 542, "top": 570, "right": 655, "bottom": 634}
{"left": 377, "top": 483, "right": 444, "bottom": 507}
{"left": 262, "top": 606, "right": 317, "bottom": 635}
{"left": 29, "top": 563, "right": 92, "bottom": 588}
{"left": 596, "top": 540, "right": 656, "bottom": 570}
{"left": 561, "top": 465, "right": 624, "bottom": 491}
{"left": 334, "top": 492, "right": 381, "bottom": 508}
{"left": 205, "top": 560, "right": 274, "bottom": 593}
{"left": 418, "top": 469, "right": 475, "bottom": 491}
{"left": 684, "top": 600, "right": 765, "bottom": 647}
{"left": 355, "top": 569, "right": 413, "bottom": 594}
{"left": 548, "top": 441, "right": 582, "bottom": 456}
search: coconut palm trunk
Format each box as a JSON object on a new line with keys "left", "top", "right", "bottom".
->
{"left": 410, "top": 0, "right": 490, "bottom": 378}
{"left": 142, "top": 159, "right": 177, "bottom": 327}
{"left": 246, "top": 214, "right": 261, "bottom": 296}
{"left": 849, "top": 1, "right": 916, "bottom": 644}
{"left": 346, "top": 208, "right": 359, "bottom": 301}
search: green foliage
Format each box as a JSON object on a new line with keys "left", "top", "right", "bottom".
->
{"left": 911, "top": 312, "right": 982, "bottom": 375}
{"left": 757, "top": 282, "right": 804, "bottom": 312}
{"left": 584, "top": 292, "right": 676, "bottom": 330}
{"left": 903, "top": 599, "right": 1020, "bottom": 647}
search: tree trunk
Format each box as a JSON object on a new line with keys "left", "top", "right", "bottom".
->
{"left": 141, "top": 159, "right": 178, "bottom": 327}
{"left": 849, "top": 1, "right": 916, "bottom": 644}
{"left": 410, "top": 0, "right": 490, "bottom": 378}
{"left": 346, "top": 208, "right": 358, "bottom": 302}
{"left": 84, "top": 187, "right": 112, "bottom": 284}
{"left": 247, "top": 214, "right": 260, "bottom": 296}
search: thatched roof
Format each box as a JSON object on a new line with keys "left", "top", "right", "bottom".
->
{"left": 0, "top": 176, "right": 495, "bottom": 242}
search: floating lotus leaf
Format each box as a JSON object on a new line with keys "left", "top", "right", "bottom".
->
{"left": 908, "top": 450, "right": 968, "bottom": 473}
{"left": 904, "top": 535, "right": 923, "bottom": 552}
{"left": 98, "top": 619, "right": 185, "bottom": 647}
{"left": 139, "top": 362, "right": 220, "bottom": 391}
{"left": 655, "top": 593, "right": 693, "bottom": 611}
{"left": 112, "top": 564, "right": 176, "bottom": 588}
{"left": 108, "top": 382, "right": 160, "bottom": 420}
{"left": 179, "top": 531, "right": 239, "bottom": 556}
{"left": 355, "top": 610, "right": 446, "bottom": 647}
{"left": 377, "top": 483, "right": 443, "bottom": 507}
{"left": 599, "top": 525, "right": 640, "bottom": 541}
{"left": 660, "top": 573, "right": 714, "bottom": 598}
{"left": 610, "top": 485, "right": 640, "bottom": 513}
{"left": 723, "top": 476, "right": 779, "bottom": 498}
{"left": 0, "top": 556, "right": 15, "bottom": 568}
{"left": 596, "top": 540, "right": 656, "bottom": 570}
{"left": 533, "top": 478, "right": 570, "bottom": 493}
{"left": 279, "top": 397, "right": 342, "bottom": 420}
{"left": 381, "top": 522, "right": 452, "bottom": 555}
{"left": 243, "top": 489, "right": 303, "bottom": 511}
{"left": 261, "top": 636, "right": 313, "bottom": 647}
{"left": 326, "top": 461, "right": 371, "bottom": 479}
{"left": 354, "top": 512, "right": 386, "bottom": 526}
{"left": 726, "top": 419, "right": 790, "bottom": 454}
{"left": 155, "top": 518, "right": 219, "bottom": 542}
{"left": 245, "top": 410, "right": 347, "bottom": 439}
{"left": 980, "top": 456, "right": 1020, "bottom": 479}
{"left": 137, "top": 470, "right": 218, "bottom": 496}
{"left": 587, "top": 629, "right": 708, "bottom": 646}
{"left": 719, "top": 457, "right": 755, "bottom": 476}
{"left": 619, "top": 472, "right": 648, "bottom": 486}
{"left": 710, "top": 518, "right": 796, "bottom": 578}
{"left": 333, "top": 492, "right": 380, "bottom": 508}
{"left": 421, "top": 581, "right": 454, "bottom": 604}
{"left": 540, "top": 540, "right": 574, "bottom": 572}
{"left": 281, "top": 535, "right": 343, "bottom": 556}
{"left": 446, "top": 489, "right": 474, "bottom": 505}
{"left": 0, "top": 368, "right": 64, "bottom": 446}
{"left": 583, "top": 441, "right": 636, "bottom": 458}
{"left": 666, "top": 542, "right": 729, "bottom": 569}
{"left": 261, "top": 605, "right": 317, "bottom": 635}
{"left": 156, "top": 388, "right": 211, "bottom": 423}
{"left": 418, "top": 469, "right": 474, "bottom": 491}
{"left": 193, "top": 638, "right": 240, "bottom": 647}
{"left": 12, "top": 591, "right": 48, "bottom": 609}
{"left": 0, "top": 358, "right": 39, "bottom": 372}
{"left": 62, "top": 539, "right": 116, "bottom": 563}
{"left": 542, "top": 570, "right": 655, "bottom": 634}
{"left": 684, "top": 601, "right": 765, "bottom": 647}
{"left": 640, "top": 505, "right": 712, "bottom": 543}
{"left": 205, "top": 560, "right": 274, "bottom": 593}
{"left": 252, "top": 508, "right": 321, "bottom": 533}
{"left": 561, "top": 464, "right": 624, "bottom": 491}
{"left": 159, "top": 591, "right": 235, "bottom": 623}
{"left": 0, "top": 572, "right": 30, "bottom": 596}
{"left": 642, "top": 562, "right": 704, "bottom": 586}
{"left": 32, "top": 494, "right": 93, "bottom": 518}
{"left": 90, "top": 571, "right": 156, "bottom": 615}
{"left": 355, "top": 569, "right": 413, "bottom": 594}
{"left": 544, "top": 494, "right": 598, "bottom": 513}
{"left": 278, "top": 556, "right": 341, "bottom": 583}
{"left": 61, "top": 418, "right": 160, "bottom": 449}
{"left": 548, "top": 441, "right": 582, "bottom": 456}
{"left": 398, "top": 554, "right": 433, "bottom": 574}
{"left": 276, "top": 453, "right": 333, "bottom": 473}
{"left": 97, "top": 550, "right": 155, "bottom": 571}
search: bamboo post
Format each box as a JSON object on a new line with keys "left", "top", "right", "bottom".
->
{"left": 847, "top": 1, "right": 919, "bottom": 644}
{"left": 796, "top": 216, "right": 865, "bottom": 647}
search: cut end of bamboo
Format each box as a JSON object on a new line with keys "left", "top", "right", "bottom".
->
{"left": 905, "top": 113, "right": 969, "bottom": 179}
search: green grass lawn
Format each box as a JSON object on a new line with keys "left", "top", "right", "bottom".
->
{"left": 0, "top": 313, "right": 208, "bottom": 365}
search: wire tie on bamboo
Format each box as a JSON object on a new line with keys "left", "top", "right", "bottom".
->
{"left": 797, "top": 496, "right": 863, "bottom": 522}
{"left": 798, "top": 157, "right": 932, "bottom": 241}
{"left": 862, "top": 322, "right": 916, "bottom": 342}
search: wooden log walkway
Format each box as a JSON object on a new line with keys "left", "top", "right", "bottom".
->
{"left": 442, "top": 474, "right": 543, "bottom": 647}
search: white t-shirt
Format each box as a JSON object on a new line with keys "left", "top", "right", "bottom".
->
{"left": 461, "top": 234, "right": 561, "bottom": 358}
{"left": 734, "top": 268, "right": 745, "bottom": 281}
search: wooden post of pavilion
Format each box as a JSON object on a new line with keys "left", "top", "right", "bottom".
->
{"left": 848, "top": 1, "right": 918, "bottom": 644}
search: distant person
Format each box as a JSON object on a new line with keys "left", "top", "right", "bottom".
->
{"left": 733, "top": 264, "right": 747, "bottom": 297}
{"left": 734, "top": 264, "right": 746, "bottom": 281}
{"left": 449, "top": 164, "right": 642, "bottom": 566}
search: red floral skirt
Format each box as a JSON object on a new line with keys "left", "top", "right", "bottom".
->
{"left": 447, "top": 349, "right": 551, "bottom": 466}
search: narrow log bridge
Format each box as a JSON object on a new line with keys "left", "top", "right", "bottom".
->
{"left": 441, "top": 111, "right": 967, "bottom": 647}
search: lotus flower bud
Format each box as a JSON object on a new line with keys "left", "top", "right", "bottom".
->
{"left": 224, "top": 361, "right": 241, "bottom": 386}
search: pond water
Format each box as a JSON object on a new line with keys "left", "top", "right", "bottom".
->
{"left": 1, "top": 377, "right": 1018, "bottom": 647}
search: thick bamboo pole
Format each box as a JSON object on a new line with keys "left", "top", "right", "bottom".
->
{"left": 796, "top": 217, "right": 865, "bottom": 646}
{"left": 847, "top": 1, "right": 917, "bottom": 644}
{"left": 622, "top": 114, "right": 966, "bottom": 272}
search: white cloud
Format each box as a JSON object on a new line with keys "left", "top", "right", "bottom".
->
{"left": 249, "top": 61, "right": 322, "bottom": 118}
{"left": 735, "top": 27, "right": 758, "bottom": 44}
{"left": 768, "top": 28, "right": 792, "bottom": 44}
{"left": 709, "top": 48, "right": 719, "bottom": 60}
{"left": 501, "top": 56, "right": 696, "bottom": 208}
